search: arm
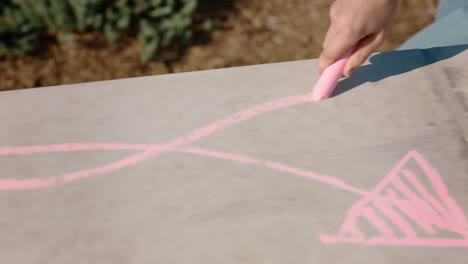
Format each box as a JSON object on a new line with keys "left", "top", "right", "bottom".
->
{"left": 317, "top": 0, "right": 399, "bottom": 77}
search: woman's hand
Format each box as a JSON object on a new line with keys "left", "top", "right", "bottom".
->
{"left": 318, "top": 0, "right": 398, "bottom": 76}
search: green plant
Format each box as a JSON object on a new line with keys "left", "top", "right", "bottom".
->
{"left": 0, "top": 0, "right": 199, "bottom": 61}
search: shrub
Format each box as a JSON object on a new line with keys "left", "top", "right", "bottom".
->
{"left": 0, "top": 0, "right": 200, "bottom": 61}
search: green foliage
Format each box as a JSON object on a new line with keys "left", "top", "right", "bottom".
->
{"left": 0, "top": 0, "right": 199, "bottom": 60}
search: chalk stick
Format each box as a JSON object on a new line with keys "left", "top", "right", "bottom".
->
{"left": 312, "top": 46, "right": 356, "bottom": 101}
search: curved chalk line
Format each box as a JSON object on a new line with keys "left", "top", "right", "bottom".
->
{"left": 0, "top": 142, "right": 366, "bottom": 195}
{"left": 2, "top": 89, "right": 468, "bottom": 247}
{"left": 0, "top": 93, "right": 322, "bottom": 190}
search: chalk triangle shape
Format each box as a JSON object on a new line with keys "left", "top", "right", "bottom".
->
{"left": 320, "top": 151, "right": 468, "bottom": 247}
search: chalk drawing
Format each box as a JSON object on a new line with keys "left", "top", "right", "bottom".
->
{"left": 320, "top": 150, "right": 468, "bottom": 247}
{"left": 1, "top": 91, "right": 467, "bottom": 247}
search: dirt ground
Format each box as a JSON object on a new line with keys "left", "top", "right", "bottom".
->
{"left": 0, "top": 0, "right": 438, "bottom": 91}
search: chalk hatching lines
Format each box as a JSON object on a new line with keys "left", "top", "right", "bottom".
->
{"left": 320, "top": 150, "right": 468, "bottom": 247}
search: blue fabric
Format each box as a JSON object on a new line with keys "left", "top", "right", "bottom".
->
{"left": 436, "top": 0, "right": 468, "bottom": 19}
{"left": 398, "top": 1, "right": 468, "bottom": 50}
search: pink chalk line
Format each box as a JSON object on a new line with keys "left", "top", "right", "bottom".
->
{"left": 1, "top": 93, "right": 360, "bottom": 192}
{"left": 0, "top": 143, "right": 365, "bottom": 195}
{"left": 1, "top": 91, "right": 467, "bottom": 247}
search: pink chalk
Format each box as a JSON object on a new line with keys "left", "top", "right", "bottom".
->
{"left": 312, "top": 45, "right": 356, "bottom": 100}
{"left": 1, "top": 70, "right": 468, "bottom": 248}
{"left": 321, "top": 150, "right": 468, "bottom": 247}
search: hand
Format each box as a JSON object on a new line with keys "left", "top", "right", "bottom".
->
{"left": 318, "top": 0, "right": 398, "bottom": 76}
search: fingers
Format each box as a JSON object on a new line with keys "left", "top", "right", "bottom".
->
{"left": 317, "top": 25, "right": 362, "bottom": 73}
{"left": 322, "top": 26, "right": 337, "bottom": 50}
{"left": 317, "top": 0, "right": 398, "bottom": 75}
{"left": 343, "top": 30, "right": 386, "bottom": 77}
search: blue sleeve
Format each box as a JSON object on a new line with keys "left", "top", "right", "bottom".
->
{"left": 399, "top": 3, "right": 468, "bottom": 50}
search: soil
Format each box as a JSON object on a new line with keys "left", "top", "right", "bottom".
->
{"left": 0, "top": 0, "right": 438, "bottom": 91}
